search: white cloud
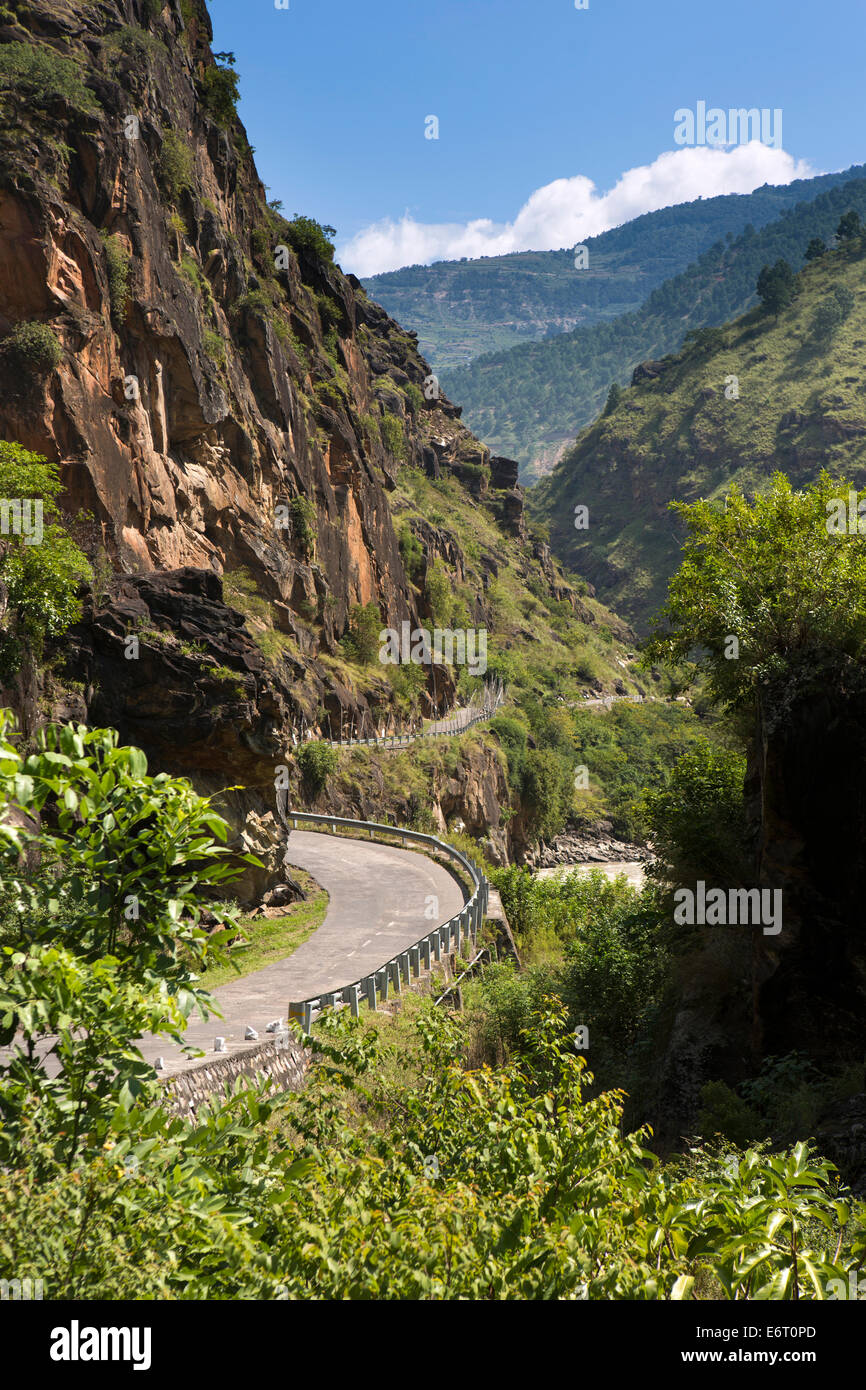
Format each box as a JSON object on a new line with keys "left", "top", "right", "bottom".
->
{"left": 338, "top": 144, "right": 815, "bottom": 277}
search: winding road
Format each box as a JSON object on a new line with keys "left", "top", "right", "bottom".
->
{"left": 136, "top": 829, "right": 467, "bottom": 1077}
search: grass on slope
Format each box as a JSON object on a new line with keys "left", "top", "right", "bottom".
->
{"left": 202, "top": 869, "right": 328, "bottom": 987}
{"left": 391, "top": 463, "right": 646, "bottom": 706}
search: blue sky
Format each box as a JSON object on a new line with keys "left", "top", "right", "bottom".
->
{"left": 207, "top": 0, "right": 866, "bottom": 274}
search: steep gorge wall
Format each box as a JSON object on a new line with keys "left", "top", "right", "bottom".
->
{"left": 0, "top": 0, "right": 533, "bottom": 829}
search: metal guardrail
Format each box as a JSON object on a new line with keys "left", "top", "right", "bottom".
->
{"left": 285, "top": 812, "right": 489, "bottom": 1030}
{"left": 305, "top": 682, "right": 506, "bottom": 750}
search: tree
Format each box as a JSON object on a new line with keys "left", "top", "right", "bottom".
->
{"left": 644, "top": 472, "right": 866, "bottom": 720}
{"left": 804, "top": 237, "right": 826, "bottom": 262}
{"left": 836, "top": 210, "right": 862, "bottom": 242}
{"left": 641, "top": 741, "right": 749, "bottom": 890}
{"left": 0, "top": 442, "right": 92, "bottom": 683}
{"left": 755, "top": 260, "right": 796, "bottom": 314}
{"left": 284, "top": 215, "right": 336, "bottom": 265}
{"left": 342, "top": 602, "right": 381, "bottom": 665}
{"left": 200, "top": 59, "right": 240, "bottom": 127}
{"left": 0, "top": 715, "right": 250, "bottom": 982}
{"left": 603, "top": 382, "right": 622, "bottom": 416}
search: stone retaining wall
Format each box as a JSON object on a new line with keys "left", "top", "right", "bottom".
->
{"left": 161, "top": 1035, "right": 311, "bottom": 1117}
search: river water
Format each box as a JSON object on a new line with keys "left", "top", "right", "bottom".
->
{"left": 534, "top": 860, "right": 647, "bottom": 890}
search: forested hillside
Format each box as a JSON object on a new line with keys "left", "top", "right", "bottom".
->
{"left": 532, "top": 225, "right": 866, "bottom": 629}
{"left": 442, "top": 178, "right": 866, "bottom": 478}
{"left": 363, "top": 168, "right": 866, "bottom": 372}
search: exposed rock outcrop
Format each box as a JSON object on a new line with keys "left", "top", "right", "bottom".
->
{"left": 0, "top": 0, "right": 533, "bottom": 813}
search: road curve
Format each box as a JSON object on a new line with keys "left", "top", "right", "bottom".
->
{"left": 135, "top": 830, "right": 467, "bottom": 1076}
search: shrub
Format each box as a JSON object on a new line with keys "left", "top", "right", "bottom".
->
{"left": 202, "top": 328, "right": 226, "bottom": 366}
{"left": 103, "top": 25, "right": 166, "bottom": 62}
{"left": 0, "top": 41, "right": 101, "bottom": 118}
{"left": 100, "top": 231, "right": 131, "bottom": 324}
{"left": 489, "top": 715, "right": 528, "bottom": 792}
{"left": 284, "top": 215, "right": 336, "bottom": 265}
{"left": 250, "top": 225, "right": 272, "bottom": 267}
{"left": 179, "top": 254, "right": 207, "bottom": 297}
{"left": 290, "top": 495, "right": 316, "bottom": 559}
{"left": 522, "top": 746, "right": 574, "bottom": 842}
{"left": 698, "top": 1081, "right": 766, "bottom": 1147}
{"left": 386, "top": 660, "right": 426, "bottom": 709}
{"left": 398, "top": 525, "right": 424, "bottom": 583}
{"left": 0, "top": 442, "right": 92, "bottom": 680}
{"left": 167, "top": 210, "right": 188, "bottom": 241}
{"left": 342, "top": 602, "right": 381, "bottom": 665}
{"left": 381, "top": 412, "right": 405, "bottom": 460}
{"left": 200, "top": 61, "right": 240, "bottom": 128}
{"left": 232, "top": 288, "right": 272, "bottom": 319}
{"left": 360, "top": 412, "right": 380, "bottom": 443}
{"left": 424, "top": 561, "right": 451, "bottom": 627}
{"left": 1, "top": 321, "right": 62, "bottom": 375}
{"left": 158, "top": 130, "right": 194, "bottom": 204}
{"left": 297, "top": 739, "right": 338, "bottom": 792}
{"left": 404, "top": 382, "right": 424, "bottom": 414}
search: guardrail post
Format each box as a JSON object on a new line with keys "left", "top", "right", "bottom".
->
{"left": 389, "top": 960, "right": 402, "bottom": 994}
{"left": 378, "top": 967, "right": 389, "bottom": 1002}
{"left": 432, "top": 930, "right": 442, "bottom": 962}
{"left": 400, "top": 951, "right": 411, "bottom": 984}
{"left": 421, "top": 939, "right": 431, "bottom": 970}
{"left": 347, "top": 985, "right": 360, "bottom": 1017}
{"left": 302, "top": 1001, "right": 314, "bottom": 1032}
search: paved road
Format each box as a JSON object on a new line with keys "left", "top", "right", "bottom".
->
{"left": 136, "top": 830, "right": 467, "bottom": 1077}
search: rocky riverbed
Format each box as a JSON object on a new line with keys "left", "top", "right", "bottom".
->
{"left": 527, "top": 825, "right": 651, "bottom": 890}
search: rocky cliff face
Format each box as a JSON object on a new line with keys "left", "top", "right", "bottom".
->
{"left": 0, "top": 0, "right": 539, "bottom": 807}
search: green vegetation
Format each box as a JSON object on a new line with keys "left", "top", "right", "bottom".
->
{"left": 341, "top": 602, "right": 382, "bottom": 665}
{"left": 296, "top": 740, "right": 338, "bottom": 792}
{"left": 232, "top": 287, "right": 273, "bottom": 319}
{"left": 199, "top": 57, "right": 240, "bottom": 128}
{"left": 441, "top": 177, "right": 866, "bottom": 475}
{"left": 644, "top": 472, "right": 866, "bottom": 719}
{"left": 0, "top": 716, "right": 863, "bottom": 1299}
{"left": 570, "top": 701, "right": 729, "bottom": 842}
{"left": 0, "top": 443, "right": 91, "bottom": 682}
{"left": 0, "top": 40, "right": 101, "bottom": 119}
{"left": 534, "top": 236, "right": 866, "bottom": 630}
{"left": 0, "top": 320, "right": 62, "bottom": 375}
{"left": 103, "top": 25, "right": 166, "bottom": 62}
{"left": 157, "top": 130, "right": 195, "bottom": 205}
{"left": 367, "top": 170, "right": 866, "bottom": 375}
{"left": 100, "top": 231, "right": 132, "bottom": 324}
{"left": 381, "top": 411, "right": 405, "bottom": 460}
{"left": 423, "top": 560, "right": 451, "bottom": 625}
{"left": 756, "top": 258, "right": 797, "bottom": 314}
{"left": 202, "top": 327, "right": 226, "bottom": 367}
{"left": 290, "top": 495, "right": 316, "bottom": 559}
{"left": 283, "top": 215, "right": 336, "bottom": 265}
{"left": 202, "top": 873, "right": 328, "bottom": 988}
{"left": 221, "top": 568, "right": 297, "bottom": 663}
